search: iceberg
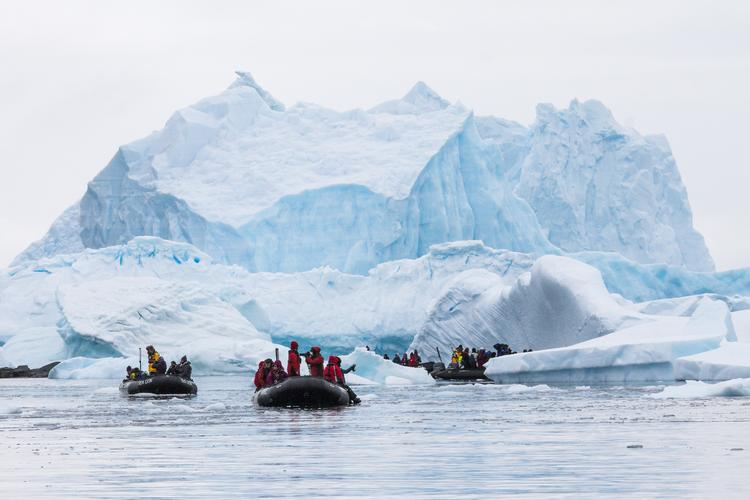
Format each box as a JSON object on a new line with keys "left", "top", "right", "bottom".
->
{"left": 339, "top": 347, "right": 434, "bottom": 385}
{"left": 15, "top": 72, "right": 711, "bottom": 275}
{"left": 484, "top": 298, "right": 735, "bottom": 383}
{"left": 673, "top": 343, "right": 750, "bottom": 381}
{"left": 670, "top": 309, "right": 750, "bottom": 381}
{"left": 56, "top": 276, "right": 282, "bottom": 372}
{"left": 3, "top": 236, "right": 750, "bottom": 374}
{"left": 651, "top": 379, "right": 750, "bottom": 399}
{"left": 410, "top": 255, "right": 642, "bottom": 360}
{"left": 48, "top": 356, "right": 139, "bottom": 380}
{"left": 517, "top": 100, "right": 713, "bottom": 271}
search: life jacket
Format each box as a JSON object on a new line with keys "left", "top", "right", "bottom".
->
{"left": 324, "top": 356, "right": 345, "bottom": 384}
{"left": 148, "top": 351, "right": 161, "bottom": 374}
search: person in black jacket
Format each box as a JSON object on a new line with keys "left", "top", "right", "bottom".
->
{"left": 176, "top": 355, "right": 192, "bottom": 380}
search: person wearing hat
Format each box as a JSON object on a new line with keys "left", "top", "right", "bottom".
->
{"left": 145, "top": 345, "right": 166, "bottom": 376}
{"left": 265, "top": 360, "right": 288, "bottom": 386}
{"left": 254, "top": 358, "right": 274, "bottom": 390}
{"left": 323, "top": 355, "right": 360, "bottom": 405}
{"left": 287, "top": 341, "right": 301, "bottom": 377}
{"left": 305, "top": 347, "right": 325, "bottom": 377}
{"left": 166, "top": 360, "right": 179, "bottom": 376}
{"left": 176, "top": 355, "right": 192, "bottom": 380}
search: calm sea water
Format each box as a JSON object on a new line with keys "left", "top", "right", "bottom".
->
{"left": 1, "top": 376, "right": 749, "bottom": 499}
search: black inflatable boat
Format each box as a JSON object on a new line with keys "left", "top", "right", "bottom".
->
{"left": 431, "top": 367, "right": 489, "bottom": 381}
{"left": 119, "top": 375, "right": 198, "bottom": 395}
{"left": 254, "top": 376, "right": 350, "bottom": 408}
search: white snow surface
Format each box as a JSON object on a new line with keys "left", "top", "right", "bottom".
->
{"left": 129, "top": 81, "right": 470, "bottom": 226}
{"left": 15, "top": 72, "right": 713, "bottom": 275}
{"left": 340, "top": 347, "right": 434, "bottom": 385}
{"left": 57, "top": 276, "right": 282, "bottom": 373}
{"left": 674, "top": 343, "right": 750, "bottom": 381}
{"left": 411, "top": 255, "right": 642, "bottom": 360}
{"left": 2, "top": 236, "right": 749, "bottom": 381}
{"left": 48, "top": 356, "right": 139, "bottom": 380}
{"left": 651, "top": 379, "right": 750, "bottom": 399}
{"left": 517, "top": 100, "right": 713, "bottom": 271}
{"left": 0, "top": 237, "right": 533, "bottom": 369}
{"left": 485, "top": 298, "right": 735, "bottom": 383}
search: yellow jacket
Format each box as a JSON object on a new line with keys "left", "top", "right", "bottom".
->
{"left": 148, "top": 352, "right": 161, "bottom": 374}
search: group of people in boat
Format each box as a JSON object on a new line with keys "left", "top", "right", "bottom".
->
{"left": 253, "top": 341, "right": 361, "bottom": 404}
{"left": 124, "top": 345, "right": 192, "bottom": 381}
{"left": 382, "top": 350, "right": 422, "bottom": 367}
{"left": 447, "top": 343, "right": 531, "bottom": 370}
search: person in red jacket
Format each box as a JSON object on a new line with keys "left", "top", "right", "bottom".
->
{"left": 254, "top": 358, "right": 273, "bottom": 391}
{"left": 305, "top": 346, "right": 325, "bottom": 377}
{"left": 287, "top": 340, "right": 302, "bottom": 377}
{"left": 324, "top": 355, "right": 346, "bottom": 384}
{"left": 323, "top": 356, "right": 360, "bottom": 405}
{"left": 409, "top": 352, "right": 418, "bottom": 367}
{"left": 265, "top": 360, "right": 288, "bottom": 386}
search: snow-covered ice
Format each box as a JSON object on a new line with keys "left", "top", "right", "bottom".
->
{"left": 16, "top": 72, "right": 712, "bottom": 275}
{"left": 673, "top": 343, "right": 750, "bottom": 381}
{"left": 3, "top": 235, "right": 750, "bottom": 377}
{"left": 411, "top": 255, "right": 641, "bottom": 360}
{"left": 485, "top": 298, "right": 735, "bottom": 383}
{"left": 339, "top": 347, "right": 434, "bottom": 385}
{"left": 517, "top": 100, "right": 713, "bottom": 271}
{"left": 651, "top": 379, "right": 750, "bottom": 398}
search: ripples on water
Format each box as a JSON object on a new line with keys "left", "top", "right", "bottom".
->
{"left": 1, "top": 377, "right": 750, "bottom": 499}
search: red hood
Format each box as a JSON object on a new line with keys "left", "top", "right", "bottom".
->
{"left": 311, "top": 346, "right": 321, "bottom": 353}
{"left": 290, "top": 341, "right": 299, "bottom": 349}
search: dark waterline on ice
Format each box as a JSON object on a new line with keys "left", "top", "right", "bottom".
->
{"left": 1, "top": 377, "right": 750, "bottom": 498}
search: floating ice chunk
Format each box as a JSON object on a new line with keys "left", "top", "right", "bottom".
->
{"left": 49, "top": 357, "right": 137, "bottom": 380}
{"left": 674, "top": 343, "right": 750, "bottom": 381}
{"left": 733, "top": 310, "right": 750, "bottom": 342}
{"left": 651, "top": 379, "right": 750, "bottom": 399}
{"left": 0, "top": 404, "right": 22, "bottom": 415}
{"left": 203, "top": 402, "right": 226, "bottom": 411}
{"left": 500, "top": 384, "right": 558, "bottom": 394}
{"left": 412, "top": 255, "right": 641, "bottom": 359}
{"left": 0, "top": 327, "right": 65, "bottom": 368}
{"left": 340, "top": 347, "right": 434, "bottom": 385}
{"left": 56, "top": 276, "right": 283, "bottom": 373}
{"left": 384, "top": 376, "right": 413, "bottom": 386}
{"left": 344, "top": 373, "right": 378, "bottom": 386}
{"left": 485, "top": 298, "right": 734, "bottom": 383}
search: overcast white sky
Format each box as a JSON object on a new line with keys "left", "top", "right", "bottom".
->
{"left": 1, "top": 0, "right": 748, "bottom": 270}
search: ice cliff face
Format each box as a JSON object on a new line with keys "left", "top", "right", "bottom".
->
{"left": 517, "top": 100, "right": 714, "bottom": 271}
{"left": 15, "top": 72, "right": 712, "bottom": 274}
